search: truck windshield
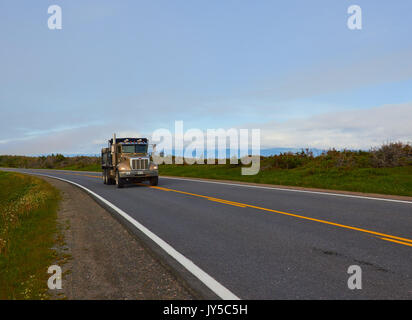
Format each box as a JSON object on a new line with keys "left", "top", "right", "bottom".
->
{"left": 121, "top": 144, "right": 148, "bottom": 153}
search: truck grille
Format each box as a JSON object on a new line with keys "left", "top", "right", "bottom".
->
{"left": 130, "top": 158, "right": 149, "bottom": 170}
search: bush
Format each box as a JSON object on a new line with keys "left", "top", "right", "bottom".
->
{"left": 260, "top": 143, "right": 412, "bottom": 171}
{"left": 266, "top": 149, "right": 314, "bottom": 170}
{"left": 0, "top": 155, "right": 100, "bottom": 170}
{"left": 370, "top": 142, "right": 412, "bottom": 167}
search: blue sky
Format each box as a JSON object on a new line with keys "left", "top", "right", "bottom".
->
{"left": 0, "top": 0, "right": 411, "bottom": 154}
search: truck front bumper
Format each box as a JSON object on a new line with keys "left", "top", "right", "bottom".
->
{"left": 119, "top": 170, "right": 158, "bottom": 179}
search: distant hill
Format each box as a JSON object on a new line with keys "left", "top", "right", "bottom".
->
{"left": 178, "top": 147, "right": 325, "bottom": 158}
{"left": 260, "top": 148, "right": 324, "bottom": 156}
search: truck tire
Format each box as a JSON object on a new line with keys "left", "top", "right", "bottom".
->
{"left": 106, "top": 170, "right": 114, "bottom": 185}
{"left": 103, "top": 169, "right": 107, "bottom": 184}
{"left": 108, "top": 171, "right": 115, "bottom": 185}
{"left": 116, "top": 171, "right": 124, "bottom": 188}
{"left": 149, "top": 176, "right": 158, "bottom": 186}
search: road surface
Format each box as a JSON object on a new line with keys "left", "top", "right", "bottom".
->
{"left": 4, "top": 168, "right": 412, "bottom": 299}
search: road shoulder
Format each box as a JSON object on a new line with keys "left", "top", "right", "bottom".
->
{"left": 41, "top": 176, "right": 195, "bottom": 300}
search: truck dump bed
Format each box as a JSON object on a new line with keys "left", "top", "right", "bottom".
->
{"left": 101, "top": 148, "right": 112, "bottom": 168}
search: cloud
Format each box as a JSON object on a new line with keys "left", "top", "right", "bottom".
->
{"left": 0, "top": 124, "right": 108, "bottom": 155}
{"left": 0, "top": 102, "right": 410, "bottom": 155}
{"left": 255, "top": 102, "right": 412, "bottom": 149}
{"left": 0, "top": 121, "right": 148, "bottom": 155}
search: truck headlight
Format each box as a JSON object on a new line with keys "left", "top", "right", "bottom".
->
{"left": 150, "top": 164, "right": 158, "bottom": 170}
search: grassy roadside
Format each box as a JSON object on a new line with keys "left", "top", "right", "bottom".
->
{"left": 158, "top": 164, "right": 412, "bottom": 197}
{"left": 57, "top": 163, "right": 411, "bottom": 197}
{"left": 0, "top": 171, "right": 61, "bottom": 299}
{"left": 1, "top": 142, "right": 411, "bottom": 197}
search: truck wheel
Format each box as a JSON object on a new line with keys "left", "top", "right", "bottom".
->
{"left": 108, "top": 171, "right": 115, "bottom": 185}
{"left": 150, "top": 176, "right": 158, "bottom": 186}
{"left": 103, "top": 170, "right": 107, "bottom": 184}
{"left": 116, "top": 171, "right": 124, "bottom": 188}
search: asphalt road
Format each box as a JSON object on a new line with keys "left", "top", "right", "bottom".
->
{"left": 5, "top": 168, "right": 412, "bottom": 299}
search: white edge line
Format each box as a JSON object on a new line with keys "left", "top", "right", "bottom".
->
{"left": 29, "top": 172, "right": 240, "bottom": 300}
{"left": 162, "top": 177, "right": 412, "bottom": 205}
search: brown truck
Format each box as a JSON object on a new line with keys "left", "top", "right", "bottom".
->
{"left": 101, "top": 134, "right": 159, "bottom": 188}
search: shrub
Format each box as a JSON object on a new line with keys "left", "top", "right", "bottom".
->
{"left": 370, "top": 142, "right": 412, "bottom": 167}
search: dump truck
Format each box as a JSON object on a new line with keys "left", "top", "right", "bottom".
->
{"left": 101, "top": 134, "right": 158, "bottom": 188}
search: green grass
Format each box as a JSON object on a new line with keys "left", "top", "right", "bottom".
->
{"left": 158, "top": 164, "right": 412, "bottom": 197}
{"left": 42, "top": 160, "right": 412, "bottom": 197}
{"left": 0, "top": 171, "right": 61, "bottom": 300}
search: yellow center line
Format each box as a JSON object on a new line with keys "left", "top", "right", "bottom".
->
{"left": 61, "top": 172, "right": 412, "bottom": 247}
{"left": 244, "top": 203, "right": 412, "bottom": 244}
{"left": 150, "top": 186, "right": 173, "bottom": 191}
{"left": 146, "top": 185, "right": 412, "bottom": 246}
{"left": 48, "top": 171, "right": 101, "bottom": 179}
{"left": 379, "top": 237, "right": 412, "bottom": 247}
{"left": 85, "top": 174, "right": 101, "bottom": 178}
{"left": 208, "top": 199, "right": 247, "bottom": 208}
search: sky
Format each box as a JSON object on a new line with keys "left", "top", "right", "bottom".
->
{"left": 0, "top": 0, "right": 411, "bottom": 155}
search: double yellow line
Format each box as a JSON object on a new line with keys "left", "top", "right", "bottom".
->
{"left": 149, "top": 187, "right": 412, "bottom": 248}
{"left": 47, "top": 171, "right": 102, "bottom": 179}
{"left": 60, "top": 171, "right": 412, "bottom": 248}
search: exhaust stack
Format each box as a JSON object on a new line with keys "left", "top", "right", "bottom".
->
{"left": 113, "top": 133, "right": 117, "bottom": 165}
